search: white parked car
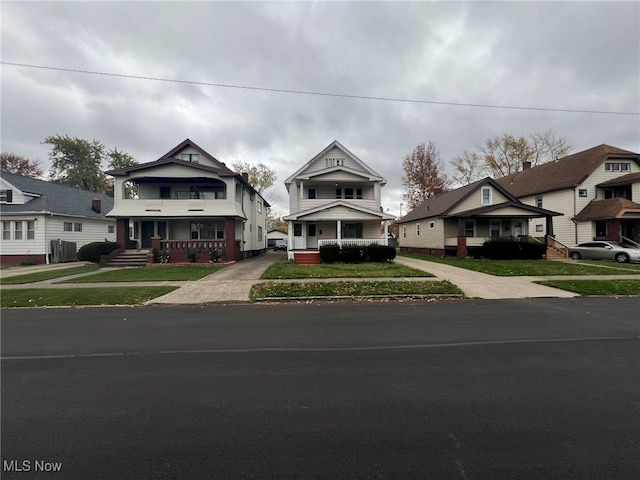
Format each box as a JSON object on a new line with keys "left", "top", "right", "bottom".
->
{"left": 568, "top": 241, "right": 640, "bottom": 263}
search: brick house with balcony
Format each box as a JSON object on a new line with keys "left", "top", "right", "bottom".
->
{"left": 283, "top": 141, "right": 395, "bottom": 262}
{"left": 105, "top": 139, "right": 268, "bottom": 264}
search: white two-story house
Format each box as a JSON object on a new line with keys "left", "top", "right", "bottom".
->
{"left": 497, "top": 144, "right": 640, "bottom": 250}
{"left": 105, "top": 139, "right": 268, "bottom": 263}
{"left": 283, "top": 141, "right": 395, "bottom": 261}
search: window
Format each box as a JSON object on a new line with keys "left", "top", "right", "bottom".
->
{"left": 481, "top": 187, "right": 491, "bottom": 205}
{"left": 1, "top": 189, "right": 13, "bottom": 203}
{"left": 26, "top": 221, "right": 35, "bottom": 240}
{"left": 335, "top": 188, "right": 342, "bottom": 199}
{"left": 74, "top": 223, "right": 82, "bottom": 232}
{"left": 108, "top": 225, "right": 115, "bottom": 234}
{"left": 160, "top": 186, "right": 171, "bottom": 199}
{"left": 535, "top": 224, "right": 543, "bottom": 233}
{"left": 258, "top": 226, "right": 263, "bottom": 242}
{"left": 181, "top": 153, "right": 199, "bottom": 163}
{"left": 416, "top": 223, "right": 420, "bottom": 236}
{"left": 605, "top": 162, "right": 630, "bottom": 172}
{"left": 308, "top": 188, "right": 316, "bottom": 200}
{"left": 579, "top": 189, "right": 588, "bottom": 198}
{"left": 2, "top": 221, "right": 10, "bottom": 240}
{"left": 190, "top": 222, "right": 225, "bottom": 240}
{"left": 63, "top": 222, "right": 73, "bottom": 232}
{"left": 429, "top": 221, "right": 435, "bottom": 229}
{"left": 342, "top": 223, "right": 363, "bottom": 238}
{"left": 344, "top": 188, "right": 354, "bottom": 199}
{"left": 326, "top": 157, "right": 345, "bottom": 167}
{"left": 14, "top": 221, "right": 22, "bottom": 240}
{"left": 356, "top": 188, "right": 363, "bottom": 199}
{"left": 402, "top": 225, "right": 406, "bottom": 239}
{"left": 535, "top": 196, "right": 543, "bottom": 208}
{"left": 293, "top": 223, "right": 302, "bottom": 236}
{"left": 464, "top": 220, "right": 475, "bottom": 237}
{"left": 595, "top": 220, "right": 607, "bottom": 237}
{"left": 258, "top": 200, "right": 263, "bottom": 213}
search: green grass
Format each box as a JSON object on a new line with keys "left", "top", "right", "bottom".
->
{"left": 536, "top": 280, "right": 640, "bottom": 296}
{"left": 251, "top": 280, "right": 462, "bottom": 300}
{"left": 399, "top": 252, "right": 640, "bottom": 276}
{"left": 1, "top": 287, "right": 178, "bottom": 308}
{"left": 261, "top": 259, "right": 432, "bottom": 279}
{"left": 60, "top": 265, "right": 226, "bottom": 283}
{"left": 0, "top": 266, "right": 99, "bottom": 285}
{"left": 580, "top": 260, "right": 640, "bottom": 272}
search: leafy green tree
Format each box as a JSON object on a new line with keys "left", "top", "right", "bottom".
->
{"left": 401, "top": 141, "right": 448, "bottom": 209}
{"left": 0, "top": 152, "right": 44, "bottom": 178}
{"left": 107, "top": 148, "right": 138, "bottom": 198}
{"left": 44, "top": 135, "right": 108, "bottom": 192}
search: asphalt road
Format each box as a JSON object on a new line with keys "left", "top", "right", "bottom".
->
{"left": 2, "top": 298, "right": 639, "bottom": 479}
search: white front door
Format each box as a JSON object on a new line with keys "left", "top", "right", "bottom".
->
{"left": 512, "top": 220, "right": 524, "bottom": 237}
{"left": 307, "top": 223, "right": 318, "bottom": 249}
{"left": 293, "top": 223, "right": 304, "bottom": 249}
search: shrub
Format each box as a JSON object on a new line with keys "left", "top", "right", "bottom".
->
{"left": 367, "top": 244, "right": 397, "bottom": 262}
{"left": 319, "top": 243, "right": 341, "bottom": 263}
{"left": 481, "top": 238, "right": 546, "bottom": 260}
{"left": 186, "top": 247, "right": 202, "bottom": 263}
{"left": 78, "top": 241, "right": 120, "bottom": 263}
{"left": 341, "top": 245, "right": 367, "bottom": 263}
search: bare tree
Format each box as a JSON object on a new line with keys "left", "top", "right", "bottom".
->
{"left": 1, "top": 153, "right": 44, "bottom": 178}
{"left": 480, "top": 134, "right": 534, "bottom": 178}
{"left": 451, "top": 150, "right": 488, "bottom": 186}
{"left": 528, "top": 128, "right": 572, "bottom": 166}
{"left": 401, "top": 142, "right": 448, "bottom": 209}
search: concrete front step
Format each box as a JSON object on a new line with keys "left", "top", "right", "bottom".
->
{"left": 294, "top": 252, "right": 321, "bottom": 264}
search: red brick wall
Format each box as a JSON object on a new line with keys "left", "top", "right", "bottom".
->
{"left": 0, "top": 254, "right": 47, "bottom": 266}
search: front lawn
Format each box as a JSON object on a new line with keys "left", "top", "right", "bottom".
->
{"left": 536, "top": 280, "right": 640, "bottom": 296}
{"left": 251, "top": 280, "right": 462, "bottom": 300}
{"left": 399, "top": 253, "right": 640, "bottom": 276}
{"left": 59, "top": 265, "right": 226, "bottom": 283}
{"left": 1, "top": 286, "right": 178, "bottom": 308}
{"left": 0, "top": 266, "right": 99, "bottom": 285}
{"left": 261, "top": 259, "right": 432, "bottom": 279}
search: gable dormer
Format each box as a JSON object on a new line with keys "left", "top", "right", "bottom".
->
{"left": 159, "top": 138, "right": 228, "bottom": 170}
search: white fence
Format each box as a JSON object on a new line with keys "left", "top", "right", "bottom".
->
{"left": 317, "top": 238, "right": 388, "bottom": 248}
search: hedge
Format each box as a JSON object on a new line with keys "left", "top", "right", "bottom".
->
{"left": 319, "top": 243, "right": 396, "bottom": 263}
{"left": 480, "top": 238, "right": 546, "bottom": 260}
{"left": 78, "top": 241, "right": 120, "bottom": 263}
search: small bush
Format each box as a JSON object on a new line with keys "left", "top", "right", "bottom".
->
{"left": 367, "top": 244, "right": 396, "bottom": 262}
{"left": 341, "top": 245, "right": 367, "bottom": 263}
{"left": 481, "top": 238, "right": 546, "bottom": 260}
{"left": 78, "top": 241, "right": 120, "bottom": 263}
{"left": 319, "top": 243, "right": 341, "bottom": 263}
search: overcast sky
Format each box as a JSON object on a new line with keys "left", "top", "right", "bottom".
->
{"left": 2, "top": 1, "right": 639, "bottom": 217}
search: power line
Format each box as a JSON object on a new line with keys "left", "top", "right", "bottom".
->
{"left": 2, "top": 61, "right": 639, "bottom": 116}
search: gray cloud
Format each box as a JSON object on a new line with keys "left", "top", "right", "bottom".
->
{"left": 2, "top": 1, "right": 638, "bottom": 216}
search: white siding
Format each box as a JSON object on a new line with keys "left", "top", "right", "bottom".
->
{"left": 399, "top": 218, "right": 445, "bottom": 249}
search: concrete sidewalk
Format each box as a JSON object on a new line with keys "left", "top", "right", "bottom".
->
{"left": 393, "top": 256, "right": 579, "bottom": 299}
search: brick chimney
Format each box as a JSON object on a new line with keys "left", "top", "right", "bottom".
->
{"left": 522, "top": 161, "right": 532, "bottom": 170}
{"left": 91, "top": 198, "right": 101, "bottom": 213}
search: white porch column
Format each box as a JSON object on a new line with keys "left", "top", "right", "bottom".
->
{"left": 336, "top": 220, "right": 342, "bottom": 248}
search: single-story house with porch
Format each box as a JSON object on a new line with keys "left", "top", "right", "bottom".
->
{"left": 397, "top": 177, "right": 562, "bottom": 257}
{"left": 104, "top": 139, "right": 268, "bottom": 264}
{"left": 1, "top": 171, "right": 115, "bottom": 265}
{"left": 282, "top": 140, "right": 395, "bottom": 262}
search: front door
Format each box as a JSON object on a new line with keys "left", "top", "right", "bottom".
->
{"left": 307, "top": 223, "right": 318, "bottom": 249}
{"left": 293, "top": 223, "right": 304, "bottom": 249}
{"left": 512, "top": 220, "right": 524, "bottom": 237}
{"left": 141, "top": 221, "right": 155, "bottom": 248}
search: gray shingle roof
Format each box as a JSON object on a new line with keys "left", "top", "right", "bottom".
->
{"left": 1, "top": 171, "right": 114, "bottom": 218}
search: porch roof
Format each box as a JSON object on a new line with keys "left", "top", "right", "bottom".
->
{"left": 445, "top": 201, "right": 563, "bottom": 219}
{"left": 573, "top": 198, "right": 640, "bottom": 221}
{"left": 283, "top": 200, "right": 395, "bottom": 221}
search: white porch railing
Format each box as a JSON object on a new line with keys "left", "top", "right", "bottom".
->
{"left": 317, "top": 238, "right": 388, "bottom": 248}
